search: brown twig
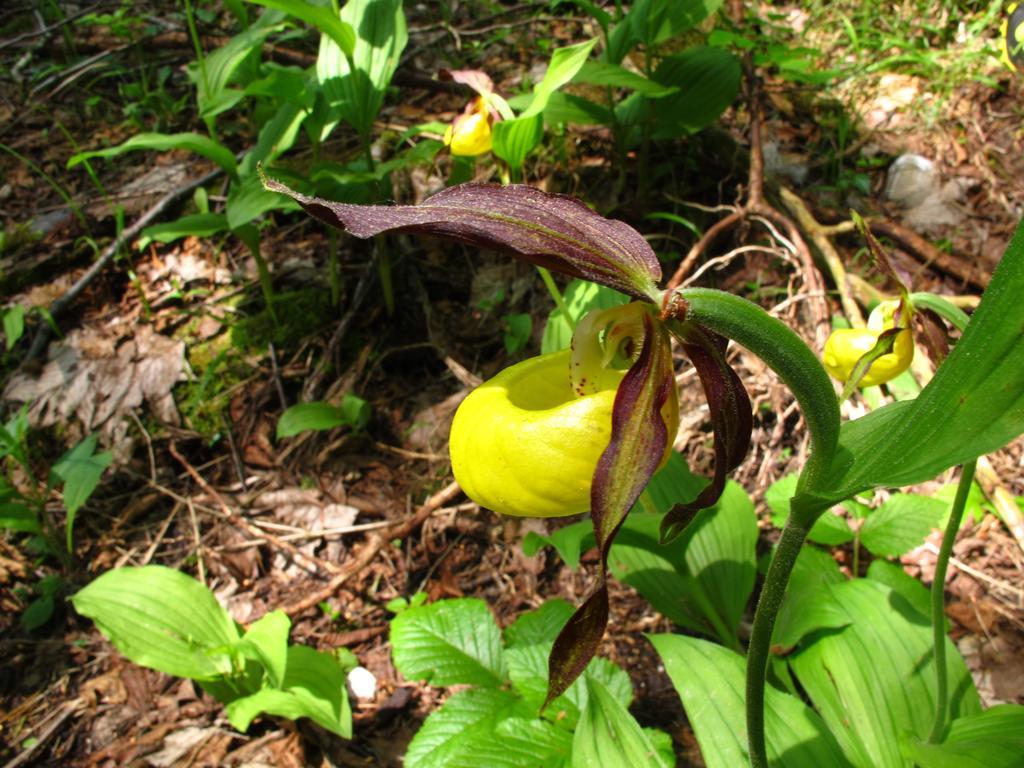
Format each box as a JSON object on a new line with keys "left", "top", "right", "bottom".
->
{"left": 280, "top": 480, "right": 462, "bottom": 617}
{"left": 25, "top": 166, "right": 223, "bottom": 362}
{"left": 974, "top": 456, "right": 1024, "bottom": 556}
{"left": 665, "top": 3, "right": 829, "bottom": 340}
{"left": 168, "top": 441, "right": 340, "bottom": 576}
{"left": 868, "top": 220, "right": 989, "bottom": 290}
{"left": 1, "top": 701, "right": 82, "bottom": 768}
{"left": 780, "top": 187, "right": 865, "bottom": 327}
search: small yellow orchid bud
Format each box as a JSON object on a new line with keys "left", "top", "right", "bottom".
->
{"left": 443, "top": 98, "right": 493, "bottom": 156}
{"left": 449, "top": 347, "right": 679, "bottom": 518}
{"left": 866, "top": 299, "right": 902, "bottom": 331}
{"left": 822, "top": 327, "right": 914, "bottom": 387}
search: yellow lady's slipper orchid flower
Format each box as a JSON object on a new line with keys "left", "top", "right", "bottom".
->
{"left": 822, "top": 328, "right": 914, "bottom": 387}
{"left": 1001, "top": 1, "right": 1023, "bottom": 71}
{"left": 444, "top": 97, "right": 493, "bottom": 156}
{"left": 449, "top": 345, "right": 679, "bottom": 518}
{"left": 823, "top": 298, "right": 914, "bottom": 387}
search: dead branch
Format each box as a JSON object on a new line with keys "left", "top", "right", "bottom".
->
{"left": 279, "top": 480, "right": 462, "bottom": 617}
{"left": 25, "top": 166, "right": 224, "bottom": 363}
{"left": 168, "top": 441, "right": 341, "bottom": 577}
{"left": 666, "top": 2, "right": 829, "bottom": 342}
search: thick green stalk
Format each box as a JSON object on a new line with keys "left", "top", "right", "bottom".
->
{"left": 927, "top": 459, "right": 976, "bottom": 743}
{"left": 745, "top": 517, "right": 814, "bottom": 768}
{"left": 672, "top": 289, "right": 840, "bottom": 496}
{"left": 668, "top": 288, "right": 841, "bottom": 767}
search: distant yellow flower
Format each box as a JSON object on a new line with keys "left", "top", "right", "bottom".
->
{"left": 444, "top": 97, "right": 493, "bottom": 156}
{"left": 822, "top": 299, "right": 914, "bottom": 388}
{"left": 1001, "top": 1, "right": 1024, "bottom": 71}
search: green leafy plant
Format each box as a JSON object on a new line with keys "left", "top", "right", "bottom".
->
{"left": 72, "top": 565, "right": 352, "bottom": 737}
{"left": 767, "top": 473, "right": 949, "bottom": 569}
{"left": 1, "top": 413, "right": 110, "bottom": 627}
{"left": 390, "top": 597, "right": 674, "bottom": 767}
{"left": 1, "top": 407, "right": 112, "bottom": 596}
{"left": 66, "top": 0, "right": 416, "bottom": 323}
{"left": 276, "top": 395, "right": 371, "bottom": 438}
{"left": 543, "top": 0, "right": 740, "bottom": 193}
{"left": 265, "top": 177, "right": 1024, "bottom": 767}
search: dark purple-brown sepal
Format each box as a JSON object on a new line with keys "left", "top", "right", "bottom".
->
{"left": 262, "top": 175, "right": 662, "bottom": 301}
{"left": 662, "top": 325, "right": 753, "bottom": 543}
{"left": 545, "top": 312, "right": 676, "bottom": 707}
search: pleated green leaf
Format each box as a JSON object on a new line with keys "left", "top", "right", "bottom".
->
{"left": 572, "top": 676, "right": 672, "bottom": 768}
{"left": 789, "top": 579, "right": 981, "bottom": 767}
{"left": 650, "top": 634, "right": 850, "bottom": 768}
{"left": 905, "top": 704, "right": 1024, "bottom": 768}
{"left": 71, "top": 565, "right": 239, "bottom": 682}
{"left": 68, "top": 132, "right": 237, "bottom": 177}
{"left": 391, "top": 598, "right": 506, "bottom": 686}
{"left": 225, "top": 645, "right": 351, "bottom": 737}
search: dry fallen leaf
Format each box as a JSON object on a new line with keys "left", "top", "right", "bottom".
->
{"left": 4, "top": 325, "right": 187, "bottom": 455}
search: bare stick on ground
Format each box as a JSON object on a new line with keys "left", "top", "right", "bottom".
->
{"left": 25, "top": 166, "right": 223, "bottom": 362}
{"left": 280, "top": 479, "right": 463, "bottom": 617}
{"left": 666, "top": 1, "right": 829, "bottom": 341}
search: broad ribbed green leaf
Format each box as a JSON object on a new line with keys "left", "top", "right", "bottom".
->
{"left": 651, "top": 47, "right": 742, "bottom": 137}
{"left": 772, "top": 545, "right": 848, "bottom": 653}
{"left": 866, "top": 560, "right": 935, "bottom": 622}
{"left": 225, "top": 645, "right": 351, "bottom": 737}
{"left": 0, "top": 502, "right": 40, "bottom": 534}
{"left": 629, "top": 0, "right": 723, "bottom": 46}
{"left": 572, "top": 61, "right": 677, "bottom": 97}
{"left": 650, "top": 634, "right": 850, "bottom": 768}
{"left": 798, "top": 220, "right": 1024, "bottom": 507}
{"left": 190, "top": 12, "right": 284, "bottom": 119}
{"left": 71, "top": 565, "right": 239, "bottom": 681}
{"left": 227, "top": 171, "right": 299, "bottom": 229}
{"left": 391, "top": 598, "right": 506, "bottom": 686}
{"left": 403, "top": 688, "right": 535, "bottom": 768}
{"left": 493, "top": 39, "right": 598, "bottom": 169}
{"left": 505, "top": 599, "right": 575, "bottom": 648}
{"left": 507, "top": 643, "right": 632, "bottom": 726}
{"left": 440, "top": 718, "right": 573, "bottom": 768}
{"left": 609, "top": 480, "right": 757, "bottom": 647}
{"left": 52, "top": 434, "right": 113, "bottom": 551}
{"left": 245, "top": 0, "right": 354, "bottom": 56}
{"left": 905, "top": 704, "right": 1024, "bottom": 768}
{"left": 539, "top": 92, "right": 614, "bottom": 126}
{"left": 234, "top": 610, "right": 290, "bottom": 688}
{"left": 790, "top": 579, "right": 981, "bottom": 767}
{"left": 138, "top": 213, "right": 229, "bottom": 249}
{"left": 68, "top": 132, "right": 237, "bottom": 177}
{"left": 572, "top": 676, "right": 672, "bottom": 768}
{"left": 860, "top": 494, "right": 946, "bottom": 557}
{"left": 315, "top": 0, "right": 405, "bottom": 138}
{"left": 503, "top": 601, "right": 631, "bottom": 726}
{"left": 276, "top": 397, "right": 370, "bottom": 438}
{"left": 767, "top": 474, "right": 853, "bottom": 545}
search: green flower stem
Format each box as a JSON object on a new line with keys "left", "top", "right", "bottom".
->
{"left": 909, "top": 292, "right": 971, "bottom": 332}
{"left": 671, "top": 289, "right": 840, "bottom": 501}
{"left": 927, "top": 459, "right": 976, "bottom": 743}
{"left": 538, "top": 267, "right": 573, "bottom": 330}
{"left": 669, "top": 288, "right": 841, "bottom": 767}
{"left": 745, "top": 516, "right": 813, "bottom": 768}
